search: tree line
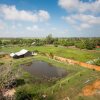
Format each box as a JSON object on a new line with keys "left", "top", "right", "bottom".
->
{"left": 0, "top": 35, "right": 100, "bottom": 50}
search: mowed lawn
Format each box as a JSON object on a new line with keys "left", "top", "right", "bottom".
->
{"left": 0, "top": 45, "right": 100, "bottom": 62}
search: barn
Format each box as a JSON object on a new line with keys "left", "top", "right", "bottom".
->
{"left": 10, "top": 49, "right": 32, "bottom": 59}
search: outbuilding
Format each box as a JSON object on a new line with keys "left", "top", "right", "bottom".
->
{"left": 10, "top": 49, "right": 32, "bottom": 59}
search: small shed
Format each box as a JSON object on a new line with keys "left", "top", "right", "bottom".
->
{"left": 10, "top": 49, "right": 32, "bottom": 59}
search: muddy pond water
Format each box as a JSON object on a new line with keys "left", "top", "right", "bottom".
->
{"left": 21, "top": 61, "right": 67, "bottom": 79}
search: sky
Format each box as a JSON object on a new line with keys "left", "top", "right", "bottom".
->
{"left": 0, "top": 0, "right": 100, "bottom": 38}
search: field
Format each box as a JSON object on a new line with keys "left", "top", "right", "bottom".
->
{"left": 0, "top": 0, "right": 100, "bottom": 99}
{"left": 1, "top": 45, "right": 100, "bottom": 62}
{"left": 0, "top": 45, "right": 100, "bottom": 100}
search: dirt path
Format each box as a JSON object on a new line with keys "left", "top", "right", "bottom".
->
{"left": 82, "top": 80, "right": 100, "bottom": 96}
{"left": 53, "top": 56, "right": 100, "bottom": 71}
{"left": 44, "top": 53, "right": 100, "bottom": 71}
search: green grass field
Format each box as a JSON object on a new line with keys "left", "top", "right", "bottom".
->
{"left": 0, "top": 46, "right": 100, "bottom": 100}
{"left": 1, "top": 55, "right": 100, "bottom": 100}
{"left": 0, "top": 45, "right": 100, "bottom": 62}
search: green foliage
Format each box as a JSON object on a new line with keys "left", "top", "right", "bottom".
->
{"left": 0, "top": 40, "right": 2, "bottom": 46}
{"left": 0, "top": 62, "right": 4, "bottom": 65}
{"left": 53, "top": 38, "right": 59, "bottom": 47}
{"left": 75, "top": 39, "right": 96, "bottom": 50}
{"left": 49, "top": 52, "right": 54, "bottom": 59}
{"left": 75, "top": 42, "right": 85, "bottom": 49}
{"left": 0, "top": 38, "right": 99, "bottom": 50}
{"left": 93, "top": 59, "right": 100, "bottom": 66}
{"left": 15, "top": 85, "right": 33, "bottom": 100}
{"left": 15, "top": 84, "right": 47, "bottom": 100}
{"left": 0, "top": 54, "right": 100, "bottom": 100}
{"left": 34, "top": 39, "right": 44, "bottom": 46}
{"left": 85, "top": 41, "right": 95, "bottom": 50}
{"left": 46, "top": 34, "right": 54, "bottom": 44}
{"left": 34, "top": 50, "right": 39, "bottom": 53}
{"left": 58, "top": 39, "right": 75, "bottom": 47}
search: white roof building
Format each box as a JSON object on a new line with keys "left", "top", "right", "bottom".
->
{"left": 15, "top": 49, "right": 28, "bottom": 56}
{"left": 10, "top": 49, "right": 30, "bottom": 58}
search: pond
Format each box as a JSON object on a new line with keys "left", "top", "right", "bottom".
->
{"left": 21, "top": 61, "right": 67, "bottom": 79}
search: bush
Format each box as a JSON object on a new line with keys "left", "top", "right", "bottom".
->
{"left": 84, "top": 40, "right": 96, "bottom": 50}
{"left": 0, "top": 62, "right": 4, "bottom": 66}
{"left": 15, "top": 84, "right": 41, "bottom": 100}
{"left": 75, "top": 40, "right": 96, "bottom": 50}
{"left": 75, "top": 42, "right": 85, "bottom": 49}
{"left": 34, "top": 50, "right": 39, "bottom": 53}
{"left": 49, "top": 52, "right": 54, "bottom": 59}
{"left": 53, "top": 41, "right": 59, "bottom": 47}
{"left": 46, "top": 34, "right": 54, "bottom": 44}
{"left": 93, "top": 59, "right": 100, "bottom": 66}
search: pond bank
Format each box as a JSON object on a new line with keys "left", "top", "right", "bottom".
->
{"left": 21, "top": 61, "right": 67, "bottom": 79}
{"left": 44, "top": 53, "right": 100, "bottom": 71}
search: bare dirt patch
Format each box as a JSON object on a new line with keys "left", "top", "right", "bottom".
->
{"left": 1, "top": 54, "right": 12, "bottom": 62}
{"left": 3, "top": 88, "right": 16, "bottom": 97}
{"left": 82, "top": 80, "right": 100, "bottom": 96}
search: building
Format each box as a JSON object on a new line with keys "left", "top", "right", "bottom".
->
{"left": 10, "top": 49, "right": 32, "bottom": 59}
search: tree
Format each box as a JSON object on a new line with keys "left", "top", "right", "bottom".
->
{"left": 0, "top": 40, "right": 2, "bottom": 45}
{"left": 46, "top": 34, "right": 54, "bottom": 44}
{"left": 75, "top": 41, "right": 85, "bottom": 49}
{"left": 0, "top": 40, "right": 2, "bottom": 49}
{"left": 54, "top": 41, "right": 59, "bottom": 47}
{"left": 85, "top": 40, "right": 96, "bottom": 50}
{"left": 53, "top": 38, "right": 59, "bottom": 47}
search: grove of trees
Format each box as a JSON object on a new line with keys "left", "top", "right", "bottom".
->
{"left": 0, "top": 35, "right": 100, "bottom": 50}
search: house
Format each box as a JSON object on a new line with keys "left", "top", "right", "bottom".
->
{"left": 10, "top": 49, "right": 32, "bottom": 59}
{"left": 31, "top": 42, "right": 35, "bottom": 45}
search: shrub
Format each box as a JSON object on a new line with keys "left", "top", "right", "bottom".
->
{"left": 93, "top": 59, "right": 100, "bottom": 66}
{"left": 84, "top": 40, "right": 96, "bottom": 50}
{"left": 53, "top": 41, "right": 59, "bottom": 47}
{"left": 75, "top": 42, "right": 85, "bottom": 49}
{"left": 46, "top": 34, "right": 54, "bottom": 44}
{"left": 0, "top": 62, "right": 4, "bottom": 66}
{"left": 15, "top": 84, "right": 41, "bottom": 100}
{"left": 49, "top": 52, "right": 54, "bottom": 59}
{"left": 34, "top": 50, "right": 39, "bottom": 53}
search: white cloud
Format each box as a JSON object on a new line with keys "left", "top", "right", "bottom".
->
{"left": 59, "top": 0, "right": 100, "bottom": 30}
{"left": 38, "top": 10, "right": 50, "bottom": 21}
{"left": 26, "top": 25, "right": 38, "bottom": 31}
{"left": 26, "top": 25, "right": 44, "bottom": 32}
{"left": 17, "top": 23, "right": 22, "bottom": 27}
{"left": 80, "top": 23, "right": 90, "bottom": 29}
{"left": 59, "top": 0, "right": 79, "bottom": 12}
{"left": 0, "top": 5, "right": 50, "bottom": 22}
{"left": 0, "top": 20, "right": 5, "bottom": 29}
{"left": 63, "top": 14, "right": 100, "bottom": 30}
{"left": 51, "top": 27, "right": 57, "bottom": 30}
{"left": 58, "top": 0, "right": 100, "bottom": 14}
{"left": 12, "top": 25, "right": 16, "bottom": 29}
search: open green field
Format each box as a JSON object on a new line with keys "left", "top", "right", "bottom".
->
{"left": 0, "top": 45, "right": 100, "bottom": 100}
{"left": 0, "top": 45, "right": 100, "bottom": 62}
{"left": 0, "top": 55, "right": 100, "bottom": 100}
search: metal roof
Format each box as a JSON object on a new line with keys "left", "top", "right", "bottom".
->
{"left": 10, "top": 49, "right": 29, "bottom": 57}
{"left": 15, "top": 49, "right": 28, "bottom": 56}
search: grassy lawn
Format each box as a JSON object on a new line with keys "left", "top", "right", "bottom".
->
{"left": 0, "top": 45, "right": 100, "bottom": 62}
